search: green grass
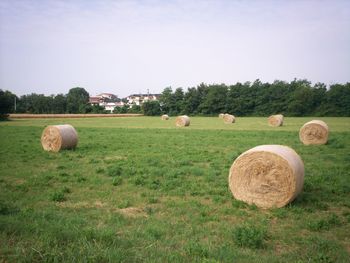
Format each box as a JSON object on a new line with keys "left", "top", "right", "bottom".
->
{"left": 0, "top": 117, "right": 350, "bottom": 262}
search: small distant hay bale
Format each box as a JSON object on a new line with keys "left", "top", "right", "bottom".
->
{"left": 223, "top": 114, "right": 235, "bottom": 124}
{"left": 299, "top": 120, "right": 329, "bottom": 145}
{"left": 175, "top": 115, "right": 190, "bottom": 127}
{"left": 268, "top": 114, "right": 284, "bottom": 127}
{"left": 229, "top": 145, "right": 304, "bottom": 209}
{"left": 41, "top": 124, "right": 78, "bottom": 152}
{"left": 219, "top": 113, "right": 225, "bottom": 118}
{"left": 161, "top": 114, "right": 169, "bottom": 120}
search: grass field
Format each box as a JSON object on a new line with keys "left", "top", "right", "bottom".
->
{"left": 1, "top": 117, "right": 350, "bottom": 262}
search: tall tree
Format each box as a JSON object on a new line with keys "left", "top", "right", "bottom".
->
{"left": 159, "top": 87, "right": 173, "bottom": 114}
{"left": 0, "top": 89, "right": 16, "bottom": 116}
{"left": 66, "top": 87, "right": 89, "bottom": 113}
{"left": 199, "top": 84, "right": 227, "bottom": 114}
{"left": 52, "top": 94, "right": 67, "bottom": 113}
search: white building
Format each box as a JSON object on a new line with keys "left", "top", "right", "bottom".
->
{"left": 89, "top": 93, "right": 124, "bottom": 112}
{"left": 126, "top": 94, "right": 160, "bottom": 106}
{"left": 102, "top": 102, "right": 124, "bottom": 112}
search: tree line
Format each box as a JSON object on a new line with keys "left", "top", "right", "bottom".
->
{"left": 1, "top": 79, "right": 350, "bottom": 117}
{"left": 0, "top": 87, "right": 105, "bottom": 116}
{"left": 153, "top": 79, "right": 350, "bottom": 117}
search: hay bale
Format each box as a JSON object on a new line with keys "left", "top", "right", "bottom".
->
{"left": 41, "top": 124, "right": 78, "bottom": 152}
{"left": 219, "top": 113, "right": 225, "bottom": 118}
{"left": 161, "top": 114, "right": 169, "bottom": 120}
{"left": 268, "top": 114, "right": 284, "bottom": 127}
{"left": 228, "top": 145, "right": 304, "bottom": 209}
{"left": 223, "top": 114, "right": 235, "bottom": 124}
{"left": 175, "top": 115, "right": 190, "bottom": 127}
{"left": 299, "top": 120, "right": 329, "bottom": 145}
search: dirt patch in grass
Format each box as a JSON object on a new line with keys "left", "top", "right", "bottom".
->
{"left": 117, "top": 207, "right": 148, "bottom": 218}
{"left": 56, "top": 200, "right": 107, "bottom": 209}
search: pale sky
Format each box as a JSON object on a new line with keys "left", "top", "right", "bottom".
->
{"left": 0, "top": 0, "right": 349, "bottom": 98}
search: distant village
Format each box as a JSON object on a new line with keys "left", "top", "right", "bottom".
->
{"left": 89, "top": 93, "right": 161, "bottom": 112}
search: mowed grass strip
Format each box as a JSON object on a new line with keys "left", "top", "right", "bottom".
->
{"left": 2, "top": 116, "right": 350, "bottom": 131}
{"left": 0, "top": 117, "right": 349, "bottom": 262}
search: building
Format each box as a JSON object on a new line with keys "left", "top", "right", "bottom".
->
{"left": 89, "top": 93, "right": 123, "bottom": 112}
{"left": 96, "top": 93, "right": 118, "bottom": 100}
{"left": 126, "top": 94, "right": 161, "bottom": 106}
{"left": 103, "top": 102, "right": 124, "bottom": 112}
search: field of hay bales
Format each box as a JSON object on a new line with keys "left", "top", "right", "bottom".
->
{"left": 1, "top": 117, "right": 350, "bottom": 262}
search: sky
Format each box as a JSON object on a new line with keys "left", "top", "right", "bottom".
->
{"left": 0, "top": 0, "right": 349, "bottom": 98}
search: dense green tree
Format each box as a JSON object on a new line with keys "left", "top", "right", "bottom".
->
{"left": 52, "top": 94, "right": 67, "bottom": 113}
{"left": 159, "top": 87, "right": 173, "bottom": 114}
{"left": 183, "top": 87, "right": 201, "bottom": 114}
{"left": 172, "top": 88, "right": 185, "bottom": 115}
{"left": 0, "top": 90, "right": 16, "bottom": 117}
{"left": 199, "top": 84, "right": 227, "bottom": 114}
{"left": 142, "top": 101, "right": 161, "bottom": 116}
{"left": 319, "top": 83, "right": 350, "bottom": 116}
{"left": 66, "top": 87, "right": 89, "bottom": 113}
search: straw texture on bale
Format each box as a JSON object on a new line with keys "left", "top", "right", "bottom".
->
{"left": 229, "top": 145, "right": 304, "bottom": 209}
{"left": 161, "top": 114, "right": 169, "bottom": 120}
{"left": 41, "top": 124, "right": 78, "bottom": 152}
{"left": 299, "top": 120, "right": 329, "bottom": 145}
{"left": 268, "top": 114, "right": 284, "bottom": 127}
{"left": 175, "top": 115, "right": 190, "bottom": 127}
{"left": 223, "top": 114, "right": 235, "bottom": 124}
{"left": 219, "top": 113, "right": 225, "bottom": 118}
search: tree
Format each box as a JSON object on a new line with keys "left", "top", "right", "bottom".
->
{"left": 173, "top": 88, "right": 185, "bottom": 115}
{"left": 66, "top": 87, "right": 89, "bottom": 113}
{"left": 142, "top": 101, "right": 161, "bottom": 116}
{"left": 183, "top": 87, "right": 201, "bottom": 114}
{"left": 198, "top": 84, "right": 227, "bottom": 114}
{"left": 0, "top": 90, "right": 16, "bottom": 117}
{"left": 52, "top": 94, "right": 67, "bottom": 113}
{"left": 159, "top": 87, "right": 173, "bottom": 114}
{"left": 319, "top": 83, "right": 350, "bottom": 116}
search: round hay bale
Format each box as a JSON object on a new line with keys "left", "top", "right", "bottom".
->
{"left": 219, "top": 113, "right": 225, "bottom": 118}
{"left": 228, "top": 145, "right": 304, "bottom": 209}
{"left": 268, "top": 114, "right": 284, "bottom": 127}
{"left": 223, "top": 114, "right": 235, "bottom": 124}
{"left": 175, "top": 115, "right": 190, "bottom": 127}
{"left": 161, "top": 114, "right": 169, "bottom": 120}
{"left": 41, "top": 124, "right": 78, "bottom": 152}
{"left": 299, "top": 120, "right": 329, "bottom": 145}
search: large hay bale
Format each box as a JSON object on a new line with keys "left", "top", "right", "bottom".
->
{"left": 41, "top": 124, "right": 78, "bottom": 152}
{"left": 223, "top": 114, "right": 235, "bottom": 124}
{"left": 219, "top": 113, "right": 225, "bottom": 118}
{"left": 175, "top": 115, "right": 190, "bottom": 127}
{"left": 268, "top": 114, "right": 284, "bottom": 127}
{"left": 299, "top": 120, "right": 329, "bottom": 145}
{"left": 161, "top": 114, "right": 169, "bottom": 120}
{"left": 229, "top": 145, "right": 304, "bottom": 209}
